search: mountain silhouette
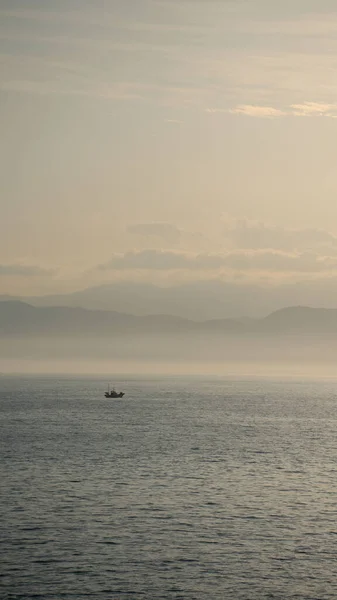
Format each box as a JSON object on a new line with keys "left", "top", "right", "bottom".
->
{"left": 0, "top": 280, "right": 310, "bottom": 320}
{"left": 1, "top": 300, "right": 337, "bottom": 337}
{"left": 4, "top": 280, "right": 337, "bottom": 322}
{"left": 261, "top": 306, "right": 337, "bottom": 334}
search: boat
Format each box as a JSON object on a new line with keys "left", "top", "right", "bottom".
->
{"left": 104, "top": 385, "right": 125, "bottom": 398}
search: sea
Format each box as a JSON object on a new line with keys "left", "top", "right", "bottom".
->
{"left": 1, "top": 375, "right": 337, "bottom": 600}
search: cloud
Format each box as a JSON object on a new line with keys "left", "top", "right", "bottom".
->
{"left": 0, "top": 264, "right": 55, "bottom": 276}
{"left": 164, "top": 118, "right": 183, "bottom": 124}
{"left": 231, "top": 13, "right": 337, "bottom": 37}
{"left": 229, "top": 105, "right": 286, "bottom": 118}
{"left": 97, "top": 248, "right": 337, "bottom": 274}
{"left": 290, "top": 101, "right": 337, "bottom": 116}
{"left": 98, "top": 250, "right": 224, "bottom": 271}
{"left": 0, "top": 57, "right": 145, "bottom": 101}
{"left": 3, "top": 2, "right": 337, "bottom": 111}
{"left": 226, "top": 102, "right": 337, "bottom": 118}
{"left": 0, "top": 7, "right": 116, "bottom": 27}
{"left": 223, "top": 217, "right": 337, "bottom": 252}
{"left": 128, "top": 223, "right": 181, "bottom": 244}
{"left": 223, "top": 250, "right": 337, "bottom": 273}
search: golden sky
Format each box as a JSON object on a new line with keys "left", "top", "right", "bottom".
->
{"left": 2, "top": 0, "right": 337, "bottom": 296}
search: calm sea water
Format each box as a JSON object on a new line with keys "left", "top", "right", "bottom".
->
{"left": 1, "top": 376, "right": 337, "bottom": 599}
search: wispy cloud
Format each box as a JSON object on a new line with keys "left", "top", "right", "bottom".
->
{"left": 222, "top": 102, "right": 337, "bottom": 118}
{"left": 0, "top": 79, "right": 145, "bottom": 101}
{"left": 96, "top": 248, "right": 337, "bottom": 275}
{"left": 98, "top": 250, "right": 224, "bottom": 271}
{"left": 290, "top": 101, "right": 337, "bottom": 116}
{"left": 223, "top": 250, "right": 337, "bottom": 274}
{"left": 0, "top": 50, "right": 147, "bottom": 100}
{"left": 0, "top": 7, "right": 115, "bottom": 26}
{"left": 164, "top": 118, "right": 183, "bottom": 124}
{"left": 1, "top": 2, "right": 335, "bottom": 104}
{"left": 231, "top": 13, "right": 337, "bottom": 37}
{"left": 222, "top": 216, "right": 337, "bottom": 252}
{"left": 229, "top": 105, "right": 286, "bottom": 118}
{"left": 2, "top": 3, "right": 337, "bottom": 110}
{"left": 0, "top": 8, "right": 73, "bottom": 22}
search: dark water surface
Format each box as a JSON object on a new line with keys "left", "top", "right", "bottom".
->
{"left": 1, "top": 376, "right": 337, "bottom": 599}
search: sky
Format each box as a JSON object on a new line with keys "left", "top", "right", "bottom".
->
{"left": 2, "top": 0, "right": 337, "bottom": 299}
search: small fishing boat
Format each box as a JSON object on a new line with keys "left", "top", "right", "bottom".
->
{"left": 104, "top": 384, "right": 125, "bottom": 398}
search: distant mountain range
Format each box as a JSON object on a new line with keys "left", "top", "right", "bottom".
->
{"left": 0, "top": 281, "right": 268, "bottom": 320}
{"left": 3, "top": 279, "right": 337, "bottom": 320}
{"left": 1, "top": 300, "right": 337, "bottom": 337}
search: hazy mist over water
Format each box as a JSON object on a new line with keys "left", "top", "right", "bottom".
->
{"left": 2, "top": 332, "right": 337, "bottom": 378}
{"left": 2, "top": 376, "right": 337, "bottom": 599}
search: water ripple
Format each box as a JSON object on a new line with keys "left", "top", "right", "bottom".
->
{"left": 1, "top": 376, "right": 337, "bottom": 599}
